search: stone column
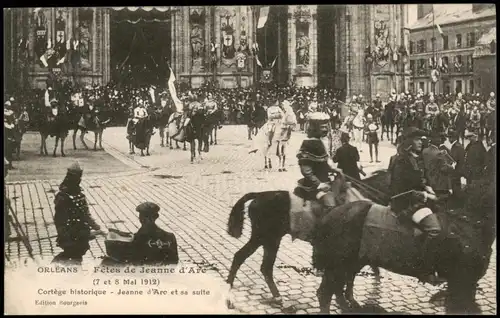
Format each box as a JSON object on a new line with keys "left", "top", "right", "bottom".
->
{"left": 289, "top": 5, "right": 317, "bottom": 87}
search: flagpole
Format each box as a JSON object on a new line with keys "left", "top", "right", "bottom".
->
{"left": 432, "top": 4, "right": 436, "bottom": 94}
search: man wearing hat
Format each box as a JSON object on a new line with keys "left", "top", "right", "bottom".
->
{"left": 446, "top": 129, "right": 465, "bottom": 195}
{"left": 333, "top": 131, "right": 362, "bottom": 179}
{"left": 390, "top": 127, "right": 445, "bottom": 285}
{"left": 463, "top": 131, "right": 486, "bottom": 184}
{"left": 422, "top": 132, "right": 455, "bottom": 198}
{"left": 52, "top": 162, "right": 105, "bottom": 265}
{"left": 129, "top": 202, "right": 179, "bottom": 265}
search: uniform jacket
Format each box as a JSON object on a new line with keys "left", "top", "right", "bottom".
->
{"left": 390, "top": 151, "right": 428, "bottom": 214}
{"left": 422, "top": 144, "right": 453, "bottom": 192}
{"left": 54, "top": 185, "right": 100, "bottom": 249}
{"left": 131, "top": 224, "right": 179, "bottom": 265}
{"left": 464, "top": 141, "right": 486, "bottom": 181}
{"left": 333, "top": 143, "right": 360, "bottom": 180}
{"left": 449, "top": 141, "right": 465, "bottom": 179}
{"left": 297, "top": 138, "right": 331, "bottom": 193}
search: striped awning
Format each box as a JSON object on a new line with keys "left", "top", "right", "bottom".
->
{"left": 110, "top": 7, "right": 172, "bottom": 23}
{"left": 111, "top": 7, "right": 171, "bottom": 12}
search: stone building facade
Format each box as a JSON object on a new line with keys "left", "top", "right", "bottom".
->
{"left": 5, "top": 6, "right": 408, "bottom": 101}
{"left": 408, "top": 4, "right": 496, "bottom": 95}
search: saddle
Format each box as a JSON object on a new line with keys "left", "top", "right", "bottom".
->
{"left": 293, "top": 178, "right": 318, "bottom": 202}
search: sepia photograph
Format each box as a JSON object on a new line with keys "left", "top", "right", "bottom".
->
{"left": 4, "top": 4, "right": 496, "bottom": 315}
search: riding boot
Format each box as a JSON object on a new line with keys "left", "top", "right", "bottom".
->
{"left": 416, "top": 213, "right": 445, "bottom": 285}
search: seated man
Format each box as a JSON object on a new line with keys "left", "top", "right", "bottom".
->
{"left": 129, "top": 202, "right": 179, "bottom": 265}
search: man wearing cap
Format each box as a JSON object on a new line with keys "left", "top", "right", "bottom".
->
{"left": 468, "top": 105, "right": 481, "bottom": 136}
{"left": 463, "top": 131, "right": 486, "bottom": 184}
{"left": 128, "top": 202, "right": 179, "bottom": 265}
{"left": 52, "top": 162, "right": 105, "bottom": 265}
{"left": 446, "top": 129, "right": 465, "bottom": 195}
{"left": 424, "top": 96, "right": 440, "bottom": 131}
{"left": 390, "top": 127, "right": 444, "bottom": 285}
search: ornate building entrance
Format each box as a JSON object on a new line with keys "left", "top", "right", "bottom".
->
{"left": 109, "top": 8, "right": 171, "bottom": 87}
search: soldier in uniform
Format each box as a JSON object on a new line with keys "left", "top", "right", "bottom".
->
{"left": 390, "top": 127, "right": 444, "bottom": 285}
{"left": 463, "top": 131, "right": 486, "bottom": 184}
{"left": 424, "top": 96, "right": 440, "bottom": 131}
{"left": 364, "top": 113, "right": 380, "bottom": 163}
{"left": 296, "top": 112, "right": 344, "bottom": 274}
{"left": 52, "top": 162, "right": 105, "bottom": 265}
{"left": 468, "top": 105, "right": 481, "bottom": 136}
{"left": 128, "top": 202, "right": 179, "bottom": 265}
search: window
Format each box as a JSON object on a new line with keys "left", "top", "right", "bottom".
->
{"left": 419, "top": 82, "right": 425, "bottom": 92}
{"left": 418, "top": 59, "right": 426, "bottom": 75}
{"left": 454, "top": 55, "right": 463, "bottom": 72}
{"left": 456, "top": 34, "right": 462, "bottom": 48}
{"left": 417, "top": 39, "right": 426, "bottom": 53}
{"left": 444, "top": 80, "right": 451, "bottom": 95}
{"left": 409, "top": 41, "right": 415, "bottom": 54}
{"left": 466, "top": 32, "right": 476, "bottom": 47}
{"left": 466, "top": 55, "right": 473, "bottom": 72}
{"left": 469, "top": 80, "right": 474, "bottom": 94}
{"left": 443, "top": 35, "right": 449, "bottom": 50}
{"left": 441, "top": 56, "right": 449, "bottom": 73}
{"left": 455, "top": 80, "right": 462, "bottom": 93}
{"left": 409, "top": 60, "right": 415, "bottom": 74}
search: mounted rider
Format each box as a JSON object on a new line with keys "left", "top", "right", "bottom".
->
{"left": 389, "top": 127, "right": 445, "bottom": 285}
{"left": 130, "top": 99, "right": 148, "bottom": 135}
{"left": 296, "top": 112, "right": 344, "bottom": 272}
{"left": 424, "top": 95, "right": 440, "bottom": 131}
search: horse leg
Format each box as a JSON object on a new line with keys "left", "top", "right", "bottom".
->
{"left": 53, "top": 137, "right": 59, "bottom": 157}
{"left": 227, "top": 236, "right": 262, "bottom": 288}
{"left": 344, "top": 268, "right": 362, "bottom": 310}
{"left": 268, "top": 157, "right": 272, "bottom": 169}
{"left": 60, "top": 136, "right": 66, "bottom": 157}
{"left": 190, "top": 140, "right": 195, "bottom": 163}
{"left": 210, "top": 128, "right": 214, "bottom": 145}
{"left": 446, "top": 279, "right": 481, "bottom": 314}
{"left": 93, "top": 131, "right": 98, "bottom": 151}
{"left": 40, "top": 133, "right": 46, "bottom": 155}
{"left": 183, "top": 141, "right": 187, "bottom": 151}
{"left": 214, "top": 128, "right": 217, "bottom": 145}
{"left": 264, "top": 156, "right": 268, "bottom": 169}
{"left": 261, "top": 237, "right": 283, "bottom": 303}
{"left": 80, "top": 130, "right": 88, "bottom": 149}
{"left": 317, "top": 269, "right": 344, "bottom": 314}
{"left": 198, "top": 138, "right": 203, "bottom": 160}
{"left": 72, "top": 128, "right": 78, "bottom": 150}
{"left": 141, "top": 149, "right": 145, "bottom": 157}
{"left": 99, "top": 131, "right": 103, "bottom": 149}
{"left": 160, "top": 128, "right": 165, "bottom": 147}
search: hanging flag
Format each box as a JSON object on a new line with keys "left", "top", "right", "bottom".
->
{"left": 270, "top": 56, "right": 278, "bottom": 68}
{"left": 257, "top": 6, "right": 269, "bottom": 29}
{"left": 436, "top": 24, "right": 444, "bottom": 36}
{"left": 167, "top": 66, "right": 183, "bottom": 112}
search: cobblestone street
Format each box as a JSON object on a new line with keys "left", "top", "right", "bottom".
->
{"left": 5, "top": 126, "right": 497, "bottom": 314}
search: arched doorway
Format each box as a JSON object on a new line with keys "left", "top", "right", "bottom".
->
{"left": 110, "top": 7, "right": 171, "bottom": 87}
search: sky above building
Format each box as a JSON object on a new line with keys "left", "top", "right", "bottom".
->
{"left": 407, "top": 4, "right": 473, "bottom": 27}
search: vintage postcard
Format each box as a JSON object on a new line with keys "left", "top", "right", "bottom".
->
{"left": 4, "top": 4, "right": 496, "bottom": 315}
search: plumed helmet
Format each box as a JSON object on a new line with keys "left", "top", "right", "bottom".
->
{"left": 376, "top": 93, "right": 380, "bottom": 98}
{"left": 367, "top": 113, "right": 373, "bottom": 119}
{"left": 491, "top": 92, "right": 495, "bottom": 98}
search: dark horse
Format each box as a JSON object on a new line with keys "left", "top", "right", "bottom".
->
{"left": 226, "top": 173, "right": 351, "bottom": 306}
{"left": 129, "top": 112, "right": 160, "bottom": 156}
{"left": 203, "top": 110, "right": 222, "bottom": 152}
{"left": 380, "top": 102, "right": 396, "bottom": 142}
{"left": 71, "top": 109, "right": 111, "bottom": 151}
{"left": 313, "top": 171, "right": 495, "bottom": 314}
{"left": 426, "top": 112, "right": 449, "bottom": 136}
{"left": 185, "top": 108, "right": 206, "bottom": 163}
{"left": 38, "top": 105, "right": 70, "bottom": 157}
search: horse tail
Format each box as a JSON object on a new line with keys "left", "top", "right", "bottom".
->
{"left": 227, "top": 192, "right": 258, "bottom": 238}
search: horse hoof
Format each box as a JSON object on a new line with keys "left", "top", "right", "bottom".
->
{"left": 146, "top": 153, "right": 151, "bottom": 156}
{"left": 210, "top": 142, "right": 214, "bottom": 145}
{"left": 183, "top": 148, "right": 187, "bottom": 151}
{"left": 282, "top": 168, "right": 287, "bottom": 172}
{"left": 52, "top": 154, "right": 57, "bottom": 158}
{"left": 61, "top": 153, "right": 66, "bottom": 157}
{"left": 278, "top": 168, "right": 283, "bottom": 172}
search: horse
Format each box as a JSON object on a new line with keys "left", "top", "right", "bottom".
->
{"left": 166, "top": 112, "right": 188, "bottom": 151}
{"left": 380, "top": 103, "right": 395, "bottom": 142}
{"left": 185, "top": 108, "right": 206, "bottom": 163}
{"left": 128, "top": 112, "right": 159, "bottom": 156}
{"left": 38, "top": 105, "right": 70, "bottom": 157}
{"left": 226, "top": 172, "right": 355, "bottom": 306}
{"left": 203, "top": 109, "right": 222, "bottom": 153}
{"left": 72, "top": 109, "right": 111, "bottom": 151}
{"left": 314, "top": 171, "right": 495, "bottom": 314}
{"left": 426, "top": 112, "right": 449, "bottom": 136}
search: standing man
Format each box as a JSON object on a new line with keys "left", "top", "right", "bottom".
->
{"left": 446, "top": 129, "right": 465, "bottom": 196}
{"left": 52, "top": 162, "right": 105, "bottom": 265}
{"left": 422, "top": 132, "right": 454, "bottom": 197}
{"left": 333, "top": 132, "right": 361, "bottom": 180}
{"left": 364, "top": 114, "right": 380, "bottom": 163}
{"left": 463, "top": 131, "right": 486, "bottom": 184}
